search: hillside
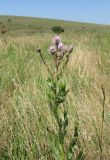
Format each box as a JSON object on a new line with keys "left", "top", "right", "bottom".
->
{"left": 0, "top": 15, "right": 110, "bottom": 159}
{"left": 0, "top": 15, "right": 110, "bottom": 36}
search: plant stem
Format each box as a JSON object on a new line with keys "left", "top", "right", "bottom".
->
{"left": 100, "top": 85, "right": 105, "bottom": 160}
{"left": 39, "top": 52, "right": 54, "bottom": 79}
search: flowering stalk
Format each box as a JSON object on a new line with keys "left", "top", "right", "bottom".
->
{"left": 37, "top": 36, "right": 83, "bottom": 160}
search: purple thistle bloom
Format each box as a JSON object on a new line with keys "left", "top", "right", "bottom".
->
{"left": 53, "top": 36, "right": 61, "bottom": 46}
{"left": 58, "top": 42, "right": 64, "bottom": 51}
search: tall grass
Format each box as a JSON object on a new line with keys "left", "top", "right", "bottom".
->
{"left": 0, "top": 31, "right": 110, "bottom": 159}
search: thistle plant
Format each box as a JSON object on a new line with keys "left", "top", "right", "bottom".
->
{"left": 37, "top": 36, "right": 84, "bottom": 160}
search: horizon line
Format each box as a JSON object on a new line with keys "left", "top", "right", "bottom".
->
{"left": 0, "top": 14, "right": 109, "bottom": 26}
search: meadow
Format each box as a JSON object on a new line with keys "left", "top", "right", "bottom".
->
{"left": 0, "top": 16, "right": 110, "bottom": 160}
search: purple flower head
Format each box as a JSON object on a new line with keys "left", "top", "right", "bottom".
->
{"left": 58, "top": 42, "right": 64, "bottom": 51}
{"left": 48, "top": 46, "right": 57, "bottom": 55}
{"left": 53, "top": 36, "right": 61, "bottom": 46}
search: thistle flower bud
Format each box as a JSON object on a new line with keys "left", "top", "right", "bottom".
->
{"left": 62, "top": 45, "right": 69, "bottom": 54}
{"left": 53, "top": 36, "right": 61, "bottom": 46}
{"left": 57, "top": 51, "right": 64, "bottom": 57}
{"left": 36, "top": 48, "right": 41, "bottom": 53}
{"left": 68, "top": 45, "right": 73, "bottom": 53}
{"left": 48, "top": 46, "right": 57, "bottom": 55}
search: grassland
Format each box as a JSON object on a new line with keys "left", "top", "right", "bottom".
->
{"left": 0, "top": 15, "right": 110, "bottom": 36}
{"left": 0, "top": 15, "right": 110, "bottom": 160}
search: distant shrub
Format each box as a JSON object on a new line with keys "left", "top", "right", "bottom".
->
{"left": 0, "top": 22, "right": 2, "bottom": 25}
{"left": 1, "top": 30, "right": 7, "bottom": 34}
{"left": 82, "top": 26, "right": 85, "bottom": 30}
{"left": 8, "top": 19, "right": 11, "bottom": 22}
{"left": 51, "top": 26, "right": 64, "bottom": 34}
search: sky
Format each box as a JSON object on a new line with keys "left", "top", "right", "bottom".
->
{"left": 0, "top": 0, "right": 110, "bottom": 24}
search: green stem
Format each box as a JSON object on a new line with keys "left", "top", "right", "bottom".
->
{"left": 39, "top": 51, "right": 54, "bottom": 79}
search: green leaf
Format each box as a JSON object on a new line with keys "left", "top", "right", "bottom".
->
{"left": 64, "top": 110, "right": 67, "bottom": 119}
{"left": 64, "top": 118, "right": 68, "bottom": 129}
{"left": 77, "top": 150, "right": 84, "bottom": 160}
{"left": 67, "top": 152, "right": 73, "bottom": 160}
{"left": 57, "top": 73, "right": 62, "bottom": 81}
{"left": 68, "top": 123, "right": 79, "bottom": 154}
